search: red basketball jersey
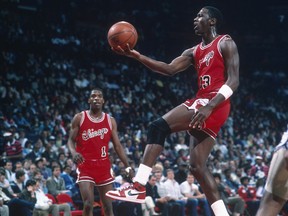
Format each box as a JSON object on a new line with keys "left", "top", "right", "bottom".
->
{"left": 76, "top": 111, "right": 112, "bottom": 160}
{"left": 193, "top": 35, "right": 230, "bottom": 98}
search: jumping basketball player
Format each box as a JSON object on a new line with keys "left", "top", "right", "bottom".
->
{"left": 106, "top": 6, "right": 240, "bottom": 216}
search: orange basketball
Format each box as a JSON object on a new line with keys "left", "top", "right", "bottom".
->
{"left": 107, "top": 21, "right": 138, "bottom": 50}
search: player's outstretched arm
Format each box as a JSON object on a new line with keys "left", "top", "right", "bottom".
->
{"left": 113, "top": 44, "right": 194, "bottom": 76}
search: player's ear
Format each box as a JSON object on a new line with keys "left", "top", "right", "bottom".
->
{"left": 209, "top": 17, "right": 216, "bottom": 26}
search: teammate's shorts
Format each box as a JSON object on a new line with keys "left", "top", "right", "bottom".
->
{"left": 183, "top": 97, "right": 230, "bottom": 139}
{"left": 76, "top": 157, "right": 114, "bottom": 186}
{"left": 265, "top": 147, "right": 288, "bottom": 200}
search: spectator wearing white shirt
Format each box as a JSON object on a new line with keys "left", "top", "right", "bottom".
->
{"left": 155, "top": 168, "right": 186, "bottom": 216}
{"left": 0, "top": 169, "right": 16, "bottom": 197}
{"left": 163, "top": 169, "right": 186, "bottom": 216}
{"left": 180, "top": 173, "right": 212, "bottom": 216}
{"left": 34, "top": 178, "right": 71, "bottom": 216}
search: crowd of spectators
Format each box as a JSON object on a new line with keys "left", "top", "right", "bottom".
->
{"left": 1, "top": 0, "right": 288, "bottom": 215}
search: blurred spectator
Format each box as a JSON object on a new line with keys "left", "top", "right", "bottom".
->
{"left": 32, "top": 169, "right": 48, "bottom": 194}
{"left": 159, "top": 144, "right": 176, "bottom": 165}
{"left": 25, "top": 139, "right": 44, "bottom": 163}
{"left": 163, "top": 169, "right": 186, "bottom": 216}
{"left": 41, "top": 142, "right": 57, "bottom": 162}
{"left": 142, "top": 174, "right": 164, "bottom": 216}
{"left": 34, "top": 178, "right": 71, "bottom": 216}
{"left": 10, "top": 169, "right": 26, "bottom": 196}
{"left": 237, "top": 176, "right": 260, "bottom": 215}
{"left": 180, "top": 173, "right": 212, "bottom": 216}
{"left": 35, "top": 157, "right": 51, "bottom": 180}
{"left": 248, "top": 155, "right": 269, "bottom": 181}
{"left": 17, "top": 179, "right": 38, "bottom": 216}
{"left": 23, "top": 140, "right": 32, "bottom": 157}
{"left": 27, "top": 163, "right": 37, "bottom": 180}
{"left": 65, "top": 158, "right": 77, "bottom": 180}
{"left": 18, "top": 129, "right": 28, "bottom": 148}
{"left": 3, "top": 160, "right": 13, "bottom": 182}
{"left": 162, "top": 160, "right": 172, "bottom": 177}
{"left": 174, "top": 161, "right": 188, "bottom": 184}
{"left": 1, "top": 131, "right": 23, "bottom": 164}
{"left": 154, "top": 169, "right": 180, "bottom": 216}
{"left": 0, "top": 194, "right": 9, "bottom": 216}
{"left": 60, "top": 165, "right": 79, "bottom": 201}
{"left": 255, "top": 177, "right": 265, "bottom": 200}
{"left": 0, "top": 168, "right": 16, "bottom": 197}
{"left": 57, "top": 153, "right": 66, "bottom": 170}
{"left": 46, "top": 165, "right": 71, "bottom": 197}
{"left": 213, "top": 173, "right": 245, "bottom": 216}
{"left": 23, "top": 159, "right": 32, "bottom": 178}
{"left": 223, "top": 168, "right": 240, "bottom": 195}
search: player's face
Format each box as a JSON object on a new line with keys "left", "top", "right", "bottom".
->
{"left": 194, "top": 8, "right": 212, "bottom": 35}
{"left": 88, "top": 90, "right": 104, "bottom": 109}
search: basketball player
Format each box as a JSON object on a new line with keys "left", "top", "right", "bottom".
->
{"left": 256, "top": 125, "right": 288, "bottom": 216}
{"left": 106, "top": 6, "right": 239, "bottom": 216}
{"left": 67, "top": 88, "right": 132, "bottom": 216}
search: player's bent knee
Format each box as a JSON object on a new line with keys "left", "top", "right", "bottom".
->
{"left": 147, "top": 117, "right": 171, "bottom": 146}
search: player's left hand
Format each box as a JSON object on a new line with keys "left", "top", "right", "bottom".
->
{"left": 125, "top": 167, "right": 135, "bottom": 180}
{"left": 189, "top": 105, "right": 213, "bottom": 129}
{"left": 112, "top": 44, "right": 140, "bottom": 59}
{"left": 72, "top": 152, "right": 85, "bottom": 164}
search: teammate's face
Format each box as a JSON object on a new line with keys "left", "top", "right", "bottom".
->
{"left": 194, "top": 8, "right": 212, "bottom": 35}
{"left": 88, "top": 90, "right": 105, "bottom": 109}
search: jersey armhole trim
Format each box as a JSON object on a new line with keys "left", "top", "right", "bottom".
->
{"left": 107, "top": 114, "right": 112, "bottom": 130}
{"left": 80, "top": 111, "right": 85, "bottom": 127}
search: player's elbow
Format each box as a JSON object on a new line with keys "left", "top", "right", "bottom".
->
{"left": 165, "top": 70, "right": 177, "bottom": 76}
{"left": 154, "top": 69, "right": 175, "bottom": 76}
{"left": 232, "top": 79, "right": 239, "bottom": 91}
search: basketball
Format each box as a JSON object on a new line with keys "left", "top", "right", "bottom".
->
{"left": 107, "top": 21, "right": 138, "bottom": 50}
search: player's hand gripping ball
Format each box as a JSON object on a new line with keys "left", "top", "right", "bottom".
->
{"left": 107, "top": 21, "right": 138, "bottom": 50}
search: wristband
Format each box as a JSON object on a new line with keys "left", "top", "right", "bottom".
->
{"left": 125, "top": 167, "right": 132, "bottom": 173}
{"left": 218, "top": 84, "right": 233, "bottom": 100}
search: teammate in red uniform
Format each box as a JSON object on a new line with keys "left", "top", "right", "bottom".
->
{"left": 106, "top": 6, "right": 239, "bottom": 216}
{"left": 67, "top": 88, "right": 131, "bottom": 216}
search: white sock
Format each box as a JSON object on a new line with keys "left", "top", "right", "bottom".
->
{"left": 133, "top": 164, "right": 152, "bottom": 185}
{"left": 211, "top": 200, "right": 229, "bottom": 216}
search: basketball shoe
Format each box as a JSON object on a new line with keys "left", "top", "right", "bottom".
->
{"left": 105, "top": 181, "right": 146, "bottom": 204}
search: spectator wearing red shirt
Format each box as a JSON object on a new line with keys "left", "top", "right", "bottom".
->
{"left": 238, "top": 176, "right": 260, "bottom": 215}
{"left": 1, "top": 132, "right": 23, "bottom": 164}
{"left": 248, "top": 156, "right": 269, "bottom": 180}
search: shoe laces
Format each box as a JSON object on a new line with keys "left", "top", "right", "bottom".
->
{"left": 117, "top": 184, "right": 134, "bottom": 191}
